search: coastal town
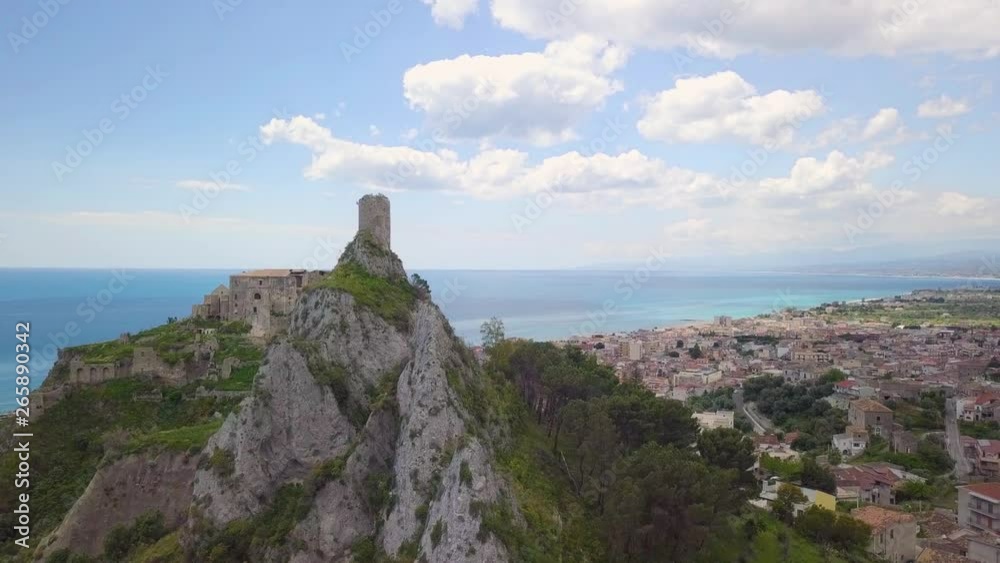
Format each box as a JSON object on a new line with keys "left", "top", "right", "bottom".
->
{"left": 557, "top": 287, "right": 1000, "bottom": 562}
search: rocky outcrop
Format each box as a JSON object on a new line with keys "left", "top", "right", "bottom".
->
{"left": 192, "top": 341, "right": 356, "bottom": 523}
{"left": 40, "top": 451, "right": 198, "bottom": 557}
{"left": 338, "top": 233, "right": 408, "bottom": 281}
{"left": 39, "top": 225, "right": 516, "bottom": 563}
{"left": 291, "top": 290, "right": 410, "bottom": 404}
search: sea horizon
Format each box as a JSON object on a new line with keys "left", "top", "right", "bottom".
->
{"left": 3, "top": 267, "right": 999, "bottom": 412}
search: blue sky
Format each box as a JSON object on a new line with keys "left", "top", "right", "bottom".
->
{"left": 2, "top": 0, "right": 998, "bottom": 270}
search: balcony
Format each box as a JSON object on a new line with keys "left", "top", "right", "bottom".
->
{"left": 968, "top": 502, "right": 1000, "bottom": 519}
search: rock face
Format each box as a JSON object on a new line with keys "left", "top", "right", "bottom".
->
{"left": 188, "top": 234, "right": 513, "bottom": 562}
{"left": 42, "top": 452, "right": 198, "bottom": 557}
{"left": 192, "top": 340, "right": 357, "bottom": 523}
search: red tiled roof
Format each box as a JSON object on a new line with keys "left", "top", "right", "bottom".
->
{"left": 963, "top": 482, "right": 1000, "bottom": 502}
{"left": 975, "top": 392, "right": 1000, "bottom": 405}
{"left": 851, "top": 506, "right": 915, "bottom": 530}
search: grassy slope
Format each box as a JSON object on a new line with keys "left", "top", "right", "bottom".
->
{"left": 308, "top": 261, "right": 417, "bottom": 331}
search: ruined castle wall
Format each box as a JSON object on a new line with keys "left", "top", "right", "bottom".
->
{"left": 229, "top": 275, "right": 301, "bottom": 337}
{"left": 69, "top": 360, "right": 123, "bottom": 385}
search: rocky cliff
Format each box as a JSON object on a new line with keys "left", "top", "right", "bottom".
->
{"left": 30, "top": 232, "right": 515, "bottom": 562}
{"left": 189, "top": 233, "right": 513, "bottom": 561}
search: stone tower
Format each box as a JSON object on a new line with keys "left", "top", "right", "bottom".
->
{"left": 358, "top": 193, "right": 391, "bottom": 250}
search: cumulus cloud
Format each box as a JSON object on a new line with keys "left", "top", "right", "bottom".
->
{"left": 637, "top": 71, "right": 825, "bottom": 146}
{"left": 861, "top": 108, "right": 901, "bottom": 140}
{"left": 402, "top": 35, "right": 627, "bottom": 145}
{"left": 917, "top": 95, "right": 971, "bottom": 118}
{"left": 490, "top": 0, "right": 1000, "bottom": 58}
{"left": 260, "top": 115, "right": 720, "bottom": 205}
{"left": 263, "top": 115, "right": 999, "bottom": 254}
{"left": 421, "top": 0, "right": 478, "bottom": 28}
{"left": 804, "top": 107, "right": 908, "bottom": 151}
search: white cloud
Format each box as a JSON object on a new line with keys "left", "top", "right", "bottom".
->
{"left": 402, "top": 35, "right": 627, "bottom": 145}
{"left": 262, "top": 115, "right": 999, "bottom": 255}
{"left": 937, "top": 192, "right": 986, "bottom": 216}
{"left": 369, "top": 124, "right": 382, "bottom": 138}
{"left": 260, "top": 115, "right": 717, "bottom": 205}
{"left": 803, "top": 107, "right": 909, "bottom": 151}
{"left": 918, "top": 95, "right": 971, "bottom": 118}
{"left": 491, "top": 0, "right": 1000, "bottom": 58}
{"left": 637, "top": 71, "right": 825, "bottom": 146}
{"left": 176, "top": 179, "right": 250, "bottom": 192}
{"left": 753, "top": 150, "right": 896, "bottom": 208}
{"left": 861, "top": 108, "right": 901, "bottom": 140}
{"left": 421, "top": 0, "right": 478, "bottom": 29}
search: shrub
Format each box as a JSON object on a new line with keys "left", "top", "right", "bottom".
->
{"left": 431, "top": 519, "right": 446, "bottom": 548}
{"left": 460, "top": 461, "right": 473, "bottom": 487}
{"left": 209, "top": 448, "right": 235, "bottom": 477}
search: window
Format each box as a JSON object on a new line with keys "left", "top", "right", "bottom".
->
{"left": 254, "top": 293, "right": 262, "bottom": 300}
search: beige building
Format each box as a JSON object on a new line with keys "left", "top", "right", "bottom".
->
{"left": 851, "top": 506, "right": 917, "bottom": 563}
{"left": 959, "top": 483, "right": 1000, "bottom": 534}
{"left": 193, "top": 269, "right": 323, "bottom": 337}
{"left": 849, "top": 399, "right": 895, "bottom": 437}
{"left": 693, "top": 411, "right": 734, "bottom": 431}
{"left": 626, "top": 340, "right": 643, "bottom": 361}
{"left": 968, "top": 534, "right": 1000, "bottom": 563}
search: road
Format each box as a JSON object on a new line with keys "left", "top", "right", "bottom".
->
{"left": 735, "top": 390, "right": 774, "bottom": 435}
{"left": 945, "top": 398, "right": 971, "bottom": 481}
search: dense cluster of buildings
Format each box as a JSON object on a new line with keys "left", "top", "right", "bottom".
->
{"left": 560, "top": 292, "right": 1000, "bottom": 562}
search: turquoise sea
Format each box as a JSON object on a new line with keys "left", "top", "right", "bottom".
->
{"left": 3, "top": 268, "right": 998, "bottom": 411}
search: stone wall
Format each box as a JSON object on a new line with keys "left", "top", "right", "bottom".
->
{"left": 132, "top": 347, "right": 192, "bottom": 384}
{"left": 230, "top": 275, "right": 302, "bottom": 338}
{"left": 358, "top": 193, "right": 391, "bottom": 250}
{"left": 69, "top": 360, "right": 124, "bottom": 385}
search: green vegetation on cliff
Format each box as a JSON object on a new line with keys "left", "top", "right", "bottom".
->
{"left": 309, "top": 261, "right": 417, "bottom": 331}
{"left": 477, "top": 325, "right": 877, "bottom": 563}
{"left": 0, "top": 371, "right": 240, "bottom": 557}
